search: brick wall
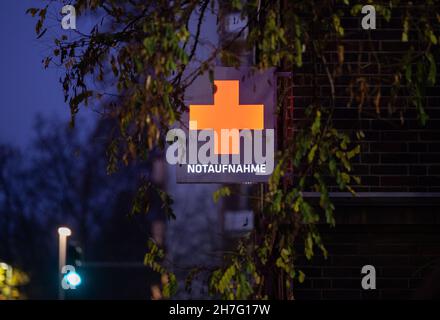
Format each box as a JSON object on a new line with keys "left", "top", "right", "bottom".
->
{"left": 284, "top": 4, "right": 440, "bottom": 299}
{"left": 288, "top": 6, "right": 440, "bottom": 192}
{"left": 295, "top": 205, "right": 440, "bottom": 300}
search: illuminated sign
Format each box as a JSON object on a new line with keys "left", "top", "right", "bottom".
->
{"left": 189, "top": 80, "right": 264, "bottom": 155}
{"left": 166, "top": 67, "right": 276, "bottom": 183}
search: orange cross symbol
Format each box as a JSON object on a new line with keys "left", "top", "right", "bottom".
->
{"left": 189, "top": 80, "right": 264, "bottom": 154}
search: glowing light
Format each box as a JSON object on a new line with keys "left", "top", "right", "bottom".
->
{"left": 58, "top": 227, "right": 72, "bottom": 237}
{"left": 64, "top": 271, "right": 81, "bottom": 287}
{"left": 0, "top": 263, "right": 9, "bottom": 270}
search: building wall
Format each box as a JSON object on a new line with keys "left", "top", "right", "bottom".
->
{"left": 295, "top": 205, "right": 440, "bottom": 299}
{"left": 286, "top": 5, "right": 440, "bottom": 299}
{"left": 289, "top": 20, "right": 440, "bottom": 191}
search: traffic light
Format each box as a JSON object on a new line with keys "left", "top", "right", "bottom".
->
{"left": 63, "top": 269, "right": 82, "bottom": 288}
{"left": 65, "top": 242, "right": 83, "bottom": 292}
{"left": 67, "top": 242, "right": 83, "bottom": 267}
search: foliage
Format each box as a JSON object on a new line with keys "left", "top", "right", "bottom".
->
{"left": 29, "top": 0, "right": 439, "bottom": 299}
{"left": 144, "top": 239, "right": 177, "bottom": 298}
{"left": 0, "top": 262, "right": 29, "bottom": 300}
{"left": 213, "top": 186, "right": 231, "bottom": 203}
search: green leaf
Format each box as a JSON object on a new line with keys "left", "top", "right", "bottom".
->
{"left": 311, "top": 110, "right": 321, "bottom": 135}
{"left": 308, "top": 144, "right": 318, "bottom": 163}
{"left": 298, "top": 270, "right": 305, "bottom": 283}
{"left": 402, "top": 15, "right": 410, "bottom": 42}
{"left": 426, "top": 52, "right": 437, "bottom": 86}
{"left": 213, "top": 186, "right": 231, "bottom": 203}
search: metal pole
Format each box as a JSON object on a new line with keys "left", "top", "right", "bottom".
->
{"left": 58, "top": 227, "right": 71, "bottom": 300}
{"left": 58, "top": 234, "right": 66, "bottom": 300}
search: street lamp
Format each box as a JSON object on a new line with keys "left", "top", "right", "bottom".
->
{"left": 58, "top": 226, "right": 71, "bottom": 300}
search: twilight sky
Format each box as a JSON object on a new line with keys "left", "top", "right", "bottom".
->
{"left": 0, "top": 1, "right": 98, "bottom": 149}
{"left": 0, "top": 1, "right": 217, "bottom": 149}
{"left": 1, "top": 1, "right": 64, "bottom": 148}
